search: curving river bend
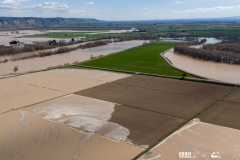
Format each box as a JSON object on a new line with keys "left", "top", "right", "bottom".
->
{"left": 164, "top": 38, "right": 240, "bottom": 84}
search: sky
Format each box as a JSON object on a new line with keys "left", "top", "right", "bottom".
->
{"left": 0, "top": 0, "right": 240, "bottom": 21}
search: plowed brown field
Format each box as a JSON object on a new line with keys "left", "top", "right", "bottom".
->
{"left": 110, "top": 105, "right": 184, "bottom": 145}
{"left": 198, "top": 101, "right": 240, "bottom": 130}
{"left": 115, "top": 75, "right": 231, "bottom": 99}
{"left": 222, "top": 87, "right": 240, "bottom": 103}
{"left": 76, "top": 75, "right": 232, "bottom": 146}
{"left": 77, "top": 82, "right": 213, "bottom": 119}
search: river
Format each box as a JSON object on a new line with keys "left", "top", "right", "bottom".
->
{"left": 0, "top": 40, "right": 145, "bottom": 76}
{"left": 164, "top": 38, "right": 240, "bottom": 84}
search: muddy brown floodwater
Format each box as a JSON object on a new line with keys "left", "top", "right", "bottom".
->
{"left": 0, "top": 40, "right": 145, "bottom": 76}
{"left": 164, "top": 38, "right": 240, "bottom": 84}
{"left": 0, "top": 109, "right": 142, "bottom": 160}
{"left": 164, "top": 49, "right": 240, "bottom": 84}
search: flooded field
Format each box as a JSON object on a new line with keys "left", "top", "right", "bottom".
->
{"left": 0, "top": 79, "right": 64, "bottom": 113}
{"left": 0, "top": 109, "right": 142, "bottom": 160}
{"left": 0, "top": 69, "right": 131, "bottom": 113}
{"left": 0, "top": 40, "right": 144, "bottom": 76}
{"left": 0, "top": 29, "right": 135, "bottom": 46}
{"left": 139, "top": 120, "right": 240, "bottom": 160}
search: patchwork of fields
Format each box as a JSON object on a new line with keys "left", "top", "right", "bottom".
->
{"left": 81, "top": 42, "right": 187, "bottom": 77}
{"left": 1, "top": 41, "right": 240, "bottom": 160}
{"left": 76, "top": 75, "right": 233, "bottom": 146}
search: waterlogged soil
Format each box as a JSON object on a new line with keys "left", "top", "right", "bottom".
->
{"left": 0, "top": 109, "right": 142, "bottom": 160}
{"left": 139, "top": 121, "right": 240, "bottom": 160}
{"left": 25, "top": 94, "right": 131, "bottom": 142}
{"left": 0, "top": 69, "right": 130, "bottom": 113}
{"left": 0, "top": 40, "right": 145, "bottom": 76}
{"left": 0, "top": 79, "right": 64, "bottom": 113}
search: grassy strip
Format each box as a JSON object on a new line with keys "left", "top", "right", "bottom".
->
{"left": 132, "top": 86, "right": 237, "bottom": 160}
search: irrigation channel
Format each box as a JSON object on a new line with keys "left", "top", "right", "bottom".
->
{"left": 163, "top": 38, "right": 240, "bottom": 84}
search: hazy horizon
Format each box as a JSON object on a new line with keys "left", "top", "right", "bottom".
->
{"left": 0, "top": 0, "right": 239, "bottom": 21}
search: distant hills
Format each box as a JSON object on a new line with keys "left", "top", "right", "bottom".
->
{"left": 0, "top": 17, "right": 102, "bottom": 27}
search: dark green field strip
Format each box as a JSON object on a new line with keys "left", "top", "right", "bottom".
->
{"left": 198, "top": 101, "right": 240, "bottom": 130}
{"left": 110, "top": 105, "right": 184, "bottom": 146}
{"left": 81, "top": 42, "right": 186, "bottom": 77}
{"left": 115, "top": 75, "right": 232, "bottom": 99}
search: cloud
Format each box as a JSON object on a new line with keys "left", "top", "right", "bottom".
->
{"left": 175, "top": 1, "right": 186, "bottom": 3}
{"left": 151, "top": 9, "right": 154, "bottom": 11}
{"left": 0, "top": 0, "right": 88, "bottom": 13}
{"left": 123, "top": 10, "right": 126, "bottom": 11}
{"left": 36, "top": 2, "right": 70, "bottom": 12}
{"left": 171, "top": 6, "right": 235, "bottom": 13}
{"left": 142, "top": 7, "right": 147, "bottom": 9}
{"left": 86, "top": 2, "right": 93, "bottom": 4}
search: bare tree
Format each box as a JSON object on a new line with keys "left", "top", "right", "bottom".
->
{"left": 13, "top": 66, "right": 18, "bottom": 73}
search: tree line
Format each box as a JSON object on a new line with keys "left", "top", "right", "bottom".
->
{"left": 8, "top": 41, "right": 110, "bottom": 62}
{"left": 174, "top": 40, "right": 240, "bottom": 64}
{"left": 0, "top": 39, "right": 85, "bottom": 56}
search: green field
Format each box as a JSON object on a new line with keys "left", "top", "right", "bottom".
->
{"left": 81, "top": 42, "right": 187, "bottom": 77}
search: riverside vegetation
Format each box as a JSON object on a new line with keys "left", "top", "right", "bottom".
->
{"left": 0, "top": 41, "right": 109, "bottom": 63}
{"left": 174, "top": 38, "right": 240, "bottom": 64}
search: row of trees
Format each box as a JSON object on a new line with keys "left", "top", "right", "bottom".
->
{"left": 202, "top": 39, "right": 240, "bottom": 53}
{"left": 174, "top": 43, "right": 240, "bottom": 64}
{"left": 0, "top": 39, "right": 86, "bottom": 56}
{"left": 9, "top": 41, "right": 109, "bottom": 62}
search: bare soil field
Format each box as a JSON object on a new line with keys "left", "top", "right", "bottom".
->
{"left": 139, "top": 120, "right": 240, "bottom": 160}
{"left": 76, "top": 82, "right": 214, "bottom": 119}
{"left": 0, "top": 109, "right": 142, "bottom": 160}
{"left": 115, "top": 75, "right": 232, "bottom": 99}
{"left": 222, "top": 87, "right": 240, "bottom": 103}
{"left": 110, "top": 104, "right": 184, "bottom": 146}
{"left": 198, "top": 101, "right": 240, "bottom": 130}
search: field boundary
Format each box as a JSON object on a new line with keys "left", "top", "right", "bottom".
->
{"left": 132, "top": 86, "right": 237, "bottom": 160}
{"left": 71, "top": 64, "right": 237, "bottom": 87}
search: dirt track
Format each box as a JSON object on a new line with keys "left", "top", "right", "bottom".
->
{"left": 76, "top": 75, "right": 232, "bottom": 146}
{"left": 222, "top": 87, "right": 240, "bottom": 103}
